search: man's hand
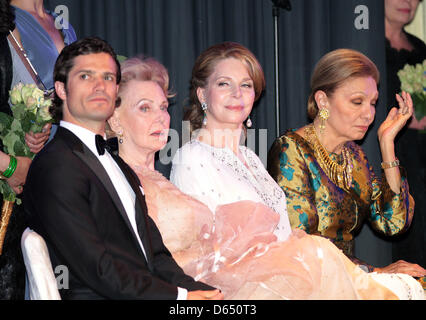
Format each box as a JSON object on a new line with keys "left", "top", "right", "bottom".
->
{"left": 187, "top": 289, "right": 224, "bottom": 300}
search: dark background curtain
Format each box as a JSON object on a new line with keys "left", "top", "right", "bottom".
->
{"left": 44, "top": 0, "right": 393, "bottom": 267}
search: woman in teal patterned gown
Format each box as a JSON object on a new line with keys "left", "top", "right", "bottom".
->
{"left": 268, "top": 48, "right": 425, "bottom": 279}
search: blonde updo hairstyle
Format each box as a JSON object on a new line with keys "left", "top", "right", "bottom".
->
{"left": 107, "top": 55, "right": 173, "bottom": 138}
{"left": 117, "top": 55, "right": 174, "bottom": 104}
{"left": 307, "top": 48, "right": 380, "bottom": 120}
{"left": 185, "top": 42, "right": 265, "bottom": 133}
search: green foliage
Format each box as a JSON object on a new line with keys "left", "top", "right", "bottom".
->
{"left": 397, "top": 60, "right": 426, "bottom": 121}
{"left": 117, "top": 55, "right": 128, "bottom": 63}
{"left": 0, "top": 83, "right": 53, "bottom": 204}
{"left": 410, "top": 92, "right": 426, "bottom": 121}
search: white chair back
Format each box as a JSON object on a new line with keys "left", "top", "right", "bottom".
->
{"left": 21, "top": 227, "right": 61, "bottom": 300}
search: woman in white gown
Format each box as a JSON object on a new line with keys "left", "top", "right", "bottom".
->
{"left": 108, "top": 49, "right": 424, "bottom": 299}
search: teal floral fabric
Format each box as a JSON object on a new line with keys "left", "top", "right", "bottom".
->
{"left": 268, "top": 130, "right": 414, "bottom": 257}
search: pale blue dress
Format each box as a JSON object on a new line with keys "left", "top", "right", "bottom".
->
{"left": 12, "top": 6, "right": 77, "bottom": 140}
{"left": 12, "top": 6, "right": 77, "bottom": 90}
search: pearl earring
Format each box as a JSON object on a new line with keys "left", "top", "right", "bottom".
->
{"left": 117, "top": 129, "right": 124, "bottom": 144}
{"left": 246, "top": 116, "right": 252, "bottom": 128}
{"left": 201, "top": 102, "right": 208, "bottom": 126}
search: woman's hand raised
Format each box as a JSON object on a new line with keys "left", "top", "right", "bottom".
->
{"left": 378, "top": 91, "right": 413, "bottom": 145}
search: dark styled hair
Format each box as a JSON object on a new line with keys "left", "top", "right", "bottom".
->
{"left": 0, "top": 0, "right": 14, "bottom": 34}
{"left": 52, "top": 36, "right": 121, "bottom": 120}
{"left": 185, "top": 42, "right": 265, "bottom": 133}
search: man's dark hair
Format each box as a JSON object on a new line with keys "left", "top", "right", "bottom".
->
{"left": 52, "top": 37, "right": 121, "bottom": 120}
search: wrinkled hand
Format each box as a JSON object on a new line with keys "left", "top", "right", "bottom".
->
{"left": 25, "top": 123, "right": 51, "bottom": 154}
{"left": 187, "top": 289, "right": 224, "bottom": 300}
{"left": 7, "top": 156, "right": 32, "bottom": 194}
{"left": 378, "top": 91, "right": 413, "bottom": 144}
{"left": 375, "top": 260, "right": 426, "bottom": 278}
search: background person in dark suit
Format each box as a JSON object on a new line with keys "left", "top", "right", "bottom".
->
{"left": 385, "top": 0, "right": 426, "bottom": 271}
{"left": 23, "top": 36, "right": 222, "bottom": 300}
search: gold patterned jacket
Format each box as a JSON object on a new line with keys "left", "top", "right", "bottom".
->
{"left": 267, "top": 130, "right": 414, "bottom": 261}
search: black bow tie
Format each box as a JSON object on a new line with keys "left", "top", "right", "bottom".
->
{"left": 95, "top": 134, "right": 118, "bottom": 155}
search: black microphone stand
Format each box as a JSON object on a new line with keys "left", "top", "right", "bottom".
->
{"left": 272, "top": 0, "right": 291, "bottom": 137}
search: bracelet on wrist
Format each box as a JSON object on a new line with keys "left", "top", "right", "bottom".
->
{"left": 381, "top": 158, "right": 399, "bottom": 170}
{"left": 1, "top": 155, "right": 17, "bottom": 178}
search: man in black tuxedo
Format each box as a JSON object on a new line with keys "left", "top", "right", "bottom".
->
{"left": 23, "top": 37, "right": 222, "bottom": 300}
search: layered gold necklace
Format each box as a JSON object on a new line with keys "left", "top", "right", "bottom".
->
{"left": 304, "top": 124, "right": 353, "bottom": 191}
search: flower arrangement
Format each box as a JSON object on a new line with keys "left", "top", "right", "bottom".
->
{"left": 397, "top": 59, "right": 426, "bottom": 123}
{"left": 0, "top": 83, "right": 53, "bottom": 254}
{"left": 0, "top": 83, "right": 53, "bottom": 203}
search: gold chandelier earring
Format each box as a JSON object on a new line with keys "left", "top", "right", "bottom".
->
{"left": 318, "top": 107, "right": 330, "bottom": 134}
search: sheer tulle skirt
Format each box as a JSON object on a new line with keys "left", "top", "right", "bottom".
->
{"left": 177, "top": 202, "right": 423, "bottom": 300}
{"left": 138, "top": 169, "right": 424, "bottom": 300}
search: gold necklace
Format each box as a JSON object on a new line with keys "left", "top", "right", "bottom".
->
{"left": 304, "top": 124, "right": 353, "bottom": 191}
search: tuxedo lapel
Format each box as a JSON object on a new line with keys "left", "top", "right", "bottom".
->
{"left": 110, "top": 154, "right": 155, "bottom": 269}
{"left": 56, "top": 127, "right": 146, "bottom": 259}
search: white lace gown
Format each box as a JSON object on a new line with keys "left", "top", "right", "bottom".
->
{"left": 167, "top": 140, "right": 424, "bottom": 300}
{"left": 171, "top": 140, "right": 291, "bottom": 242}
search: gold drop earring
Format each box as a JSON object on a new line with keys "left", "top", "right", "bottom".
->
{"left": 318, "top": 107, "right": 329, "bottom": 134}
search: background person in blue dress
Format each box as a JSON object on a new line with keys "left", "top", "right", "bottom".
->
{"left": 0, "top": 0, "right": 75, "bottom": 299}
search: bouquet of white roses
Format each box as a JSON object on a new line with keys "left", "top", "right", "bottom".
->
{"left": 397, "top": 59, "right": 426, "bottom": 123}
{"left": 0, "top": 83, "right": 53, "bottom": 254}
{"left": 0, "top": 83, "right": 53, "bottom": 203}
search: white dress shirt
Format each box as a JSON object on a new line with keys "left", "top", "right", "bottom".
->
{"left": 60, "top": 121, "right": 187, "bottom": 299}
